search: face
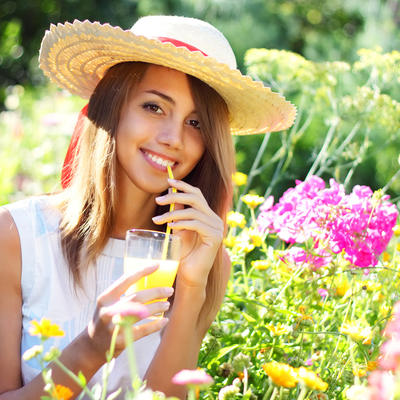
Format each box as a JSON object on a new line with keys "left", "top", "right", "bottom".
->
{"left": 115, "top": 64, "right": 205, "bottom": 195}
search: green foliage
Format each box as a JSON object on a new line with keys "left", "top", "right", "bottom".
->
{"left": 235, "top": 47, "right": 400, "bottom": 203}
{"left": 197, "top": 197, "right": 400, "bottom": 398}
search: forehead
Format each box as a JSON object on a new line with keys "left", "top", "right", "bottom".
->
{"left": 134, "top": 64, "right": 194, "bottom": 100}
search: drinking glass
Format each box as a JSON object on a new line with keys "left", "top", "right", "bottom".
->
{"left": 124, "top": 229, "right": 181, "bottom": 299}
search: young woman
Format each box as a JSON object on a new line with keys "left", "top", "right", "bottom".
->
{"left": 0, "top": 15, "right": 295, "bottom": 399}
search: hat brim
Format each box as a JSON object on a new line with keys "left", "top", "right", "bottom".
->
{"left": 39, "top": 20, "right": 296, "bottom": 135}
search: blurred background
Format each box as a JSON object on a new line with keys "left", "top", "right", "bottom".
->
{"left": 1, "top": 0, "right": 400, "bottom": 205}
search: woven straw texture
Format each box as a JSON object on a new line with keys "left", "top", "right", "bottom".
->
{"left": 39, "top": 20, "right": 296, "bottom": 135}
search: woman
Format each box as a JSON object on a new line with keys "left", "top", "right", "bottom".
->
{"left": 0, "top": 15, "right": 295, "bottom": 399}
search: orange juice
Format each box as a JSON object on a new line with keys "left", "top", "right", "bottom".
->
{"left": 124, "top": 257, "right": 179, "bottom": 298}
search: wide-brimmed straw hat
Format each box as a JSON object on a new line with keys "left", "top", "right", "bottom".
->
{"left": 39, "top": 15, "right": 296, "bottom": 135}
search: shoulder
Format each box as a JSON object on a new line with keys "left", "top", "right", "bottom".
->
{"left": 0, "top": 206, "right": 21, "bottom": 287}
{"left": 0, "top": 206, "right": 20, "bottom": 250}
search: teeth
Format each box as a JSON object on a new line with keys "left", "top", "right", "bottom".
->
{"left": 145, "top": 151, "right": 175, "bottom": 168}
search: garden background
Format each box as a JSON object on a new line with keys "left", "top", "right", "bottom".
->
{"left": 2, "top": 0, "right": 400, "bottom": 399}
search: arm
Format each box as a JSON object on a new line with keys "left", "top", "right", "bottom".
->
{"left": 147, "top": 180, "right": 231, "bottom": 398}
{"left": 0, "top": 208, "right": 171, "bottom": 400}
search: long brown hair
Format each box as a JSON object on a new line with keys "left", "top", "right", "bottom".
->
{"left": 58, "top": 61, "right": 235, "bottom": 316}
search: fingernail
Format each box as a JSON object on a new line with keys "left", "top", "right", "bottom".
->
{"left": 152, "top": 215, "right": 162, "bottom": 222}
{"left": 165, "top": 287, "right": 174, "bottom": 296}
{"left": 168, "top": 178, "right": 177, "bottom": 184}
{"left": 162, "top": 301, "right": 170, "bottom": 310}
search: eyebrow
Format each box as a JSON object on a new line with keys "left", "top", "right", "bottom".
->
{"left": 145, "top": 89, "right": 175, "bottom": 105}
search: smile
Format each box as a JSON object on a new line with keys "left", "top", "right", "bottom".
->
{"left": 142, "top": 150, "right": 177, "bottom": 170}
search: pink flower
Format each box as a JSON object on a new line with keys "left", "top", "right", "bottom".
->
{"left": 110, "top": 302, "right": 150, "bottom": 325}
{"left": 317, "top": 288, "right": 329, "bottom": 299}
{"left": 379, "top": 338, "right": 400, "bottom": 370}
{"left": 367, "top": 370, "right": 395, "bottom": 400}
{"left": 172, "top": 369, "right": 214, "bottom": 388}
{"left": 256, "top": 175, "right": 398, "bottom": 269}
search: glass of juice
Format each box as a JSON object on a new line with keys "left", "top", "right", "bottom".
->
{"left": 124, "top": 229, "right": 181, "bottom": 303}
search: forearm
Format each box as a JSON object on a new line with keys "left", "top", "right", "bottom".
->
{"left": 145, "top": 281, "right": 207, "bottom": 398}
{"left": 0, "top": 330, "right": 105, "bottom": 400}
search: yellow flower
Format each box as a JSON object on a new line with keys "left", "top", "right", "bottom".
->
{"left": 266, "top": 322, "right": 290, "bottom": 336}
{"left": 380, "top": 304, "right": 391, "bottom": 315}
{"left": 223, "top": 236, "right": 237, "bottom": 248}
{"left": 232, "top": 172, "right": 247, "bottom": 186}
{"left": 236, "top": 241, "right": 255, "bottom": 253}
{"left": 339, "top": 321, "right": 372, "bottom": 344}
{"left": 396, "top": 243, "right": 400, "bottom": 252}
{"left": 364, "top": 281, "right": 382, "bottom": 292}
{"left": 262, "top": 362, "right": 299, "bottom": 388}
{"left": 393, "top": 225, "right": 400, "bottom": 236}
{"left": 51, "top": 384, "right": 73, "bottom": 400}
{"left": 252, "top": 260, "right": 269, "bottom": 270}
{"left": 226, "top": 211, "right": 246, "bottom": 228}
{"left": 241, "top": 194, "right": 265, "bottom": 209}
{"left": 297, "top": 367, "right": 328, "bottom": 391}
{"left": 367, "top": 360, "right": 378, "bottom": 371}
{"left": 248, "top": 228, "right": 264, "bottom": 247}
{"left": 352, "top": 368, "right": 367, "bottom": 377}
{"left": 382, "top": 252, "right": 391, "bottom": 263}
{"left": 335, "top": 279, "right": 351, "bottom": 297}
{"left": 29, "top": 318, "right": 64, "bottom": 338}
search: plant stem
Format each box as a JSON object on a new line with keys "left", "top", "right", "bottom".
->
{"left": 262, "top": 381, "right": 274, "bottom": 400}
{"left": 53, "top": 359, "right": 96, "bottom": 400}
{"left": 236, "top": 132, "right": 271, "bottom": 215}
{"left": 101, "top": 324, "right": 120, "bottom": 400}
{"left": 187, "top": 387, "right": 196, "bottom": 400}
{"left": 297, "top": 385, "right": 309, "bottom": 400}
{"left": 122, "top": 323, "right": 139, "bottom": 392}
{"left": 306, "top": 121, "right": 337, "bottom": 179}
{"left": 270, "top": 387, "right": 279, "bottom": 400}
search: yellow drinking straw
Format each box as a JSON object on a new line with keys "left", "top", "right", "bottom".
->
{"left": 161, "top": 165, "right": 177, "bottom": 260}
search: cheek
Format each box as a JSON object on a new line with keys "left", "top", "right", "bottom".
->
{"left": 189, "top": 133, "right": 206, "bottom": 163}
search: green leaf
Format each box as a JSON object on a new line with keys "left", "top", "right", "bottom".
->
{"left": 241, "top": 311, "right": 256, "bottom": 323}
{"left": 77, "top": 370, "right": 87, "bottom": 386}
{"left": 207, "top": 344, "right": 240, "bottom": 368}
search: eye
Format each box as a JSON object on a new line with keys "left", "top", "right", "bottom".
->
{"left": 143, "top": 102, "right": 163, "bottom": 114}
{"left": 187, "top": 119, "right": 201, "bottom": 130}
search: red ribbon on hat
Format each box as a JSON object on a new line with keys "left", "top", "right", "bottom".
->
{"left": 61, "top": 38, "right": 207, "bottom": 189}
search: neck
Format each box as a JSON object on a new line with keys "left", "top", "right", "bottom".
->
{"left": 111, "top": 184, "right": 160, "bottom": 240}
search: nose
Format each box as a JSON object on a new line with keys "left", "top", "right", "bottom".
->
{"left": 156, "top": 118, "right": 184, "bottom": 149}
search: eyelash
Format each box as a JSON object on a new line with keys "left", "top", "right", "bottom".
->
{"left": 143, "top": 102, "right": 162, "bottom": 113}
{"left": 142, "top": 102, "right": 201, "bottom": 130}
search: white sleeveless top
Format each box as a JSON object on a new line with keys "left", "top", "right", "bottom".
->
{"left": 4, "top": 195, "right": 161, "bottom": 398}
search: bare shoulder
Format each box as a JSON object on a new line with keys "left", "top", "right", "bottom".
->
{"left": 0, "top": 206, "right": 22, "bottom": 391}
{"left": 0, "top": 207, "right": 21, "bottom": 267}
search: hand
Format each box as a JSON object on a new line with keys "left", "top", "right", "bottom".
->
{"left": 153, "top": 179, "right": 224, "bottom": 288}
{"left": 87, "top": 265, "right": 173, "bottom": 358}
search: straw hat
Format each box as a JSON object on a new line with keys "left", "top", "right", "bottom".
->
{"left": 39, "top": 15, "right": 296, "bottom": 135}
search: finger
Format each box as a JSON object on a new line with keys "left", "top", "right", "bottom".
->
{"left": 167, "top": 179, "right": 201, "bottom": 194}
{"left": 133, "top": 318, "right": 169, "bottom": 341}
{"left": 145, "top": 300, "right": 171, "bottom": 317}
{"left": 127, "top": 286, "right": 174, "bottom": 304}
{"left": 168, "top": 220, "right": 223, "bottom": 244}
{"left": 152, "top": 208, "right": 221, "bottom": 230}
{"left": 97, "top": 265, "right": 159, "bottom": 306}
{"left": 156, "top": 192, "right": 210, "bottom": 214}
